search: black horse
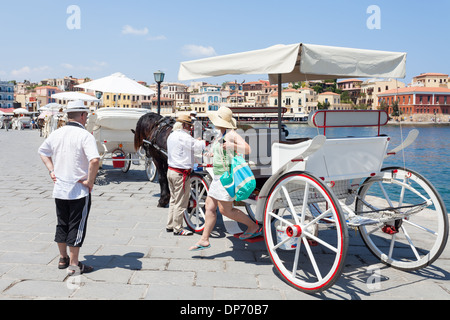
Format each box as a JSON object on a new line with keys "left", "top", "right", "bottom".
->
{"left": 134, "top": 112, "right": 175, "bottom": 207}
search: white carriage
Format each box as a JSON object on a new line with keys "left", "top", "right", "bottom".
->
{"left": 178, "top": 42, "right": 449, "bottom": 294}
{"left": 86, "top": 108, "right": 157, "bottom": 181}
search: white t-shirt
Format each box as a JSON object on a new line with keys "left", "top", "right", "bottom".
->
{"left": 38, "top": 122, "right": 100, "bottom": 200}
{"left": 167, "top": 129, "right": 205, "bottom": 170}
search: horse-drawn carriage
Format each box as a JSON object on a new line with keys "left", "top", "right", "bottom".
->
{"left": 131, "top": 43, "right": 448, "bottom": 293}
{"left": 180, "top": 108, "right": 448, "bottom": 293}
{"left": 86, "top": 107, "right": 157, "bottom": 181}
{"left": 168, "top": 42, "right": 449, "bottom": 294}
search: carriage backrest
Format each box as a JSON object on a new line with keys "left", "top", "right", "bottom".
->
{"left": 273, "top": 110, "right": 391, "bottom": 181}
{"left": 308, "top": 110, "right": 389, "bottom": 135}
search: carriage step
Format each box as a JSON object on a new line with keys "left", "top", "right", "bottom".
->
{"left": 347, "top": 216, "right": 381, "bottom": 227}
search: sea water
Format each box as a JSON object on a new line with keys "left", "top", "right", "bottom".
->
{"left": 282, "top": 123, "right": 450, "bottom": 211}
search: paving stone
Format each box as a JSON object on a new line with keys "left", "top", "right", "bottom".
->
{"left": 0, "top": 130, "right": 449, "bottom": 300}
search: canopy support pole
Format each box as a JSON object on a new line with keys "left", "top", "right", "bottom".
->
{"left": 277, "top": 74, "right": 283, "bottom": 142}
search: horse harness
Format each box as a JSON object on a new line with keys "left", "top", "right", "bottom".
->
{"left": 143, "top": 116, "right": 175, "bottom": 157}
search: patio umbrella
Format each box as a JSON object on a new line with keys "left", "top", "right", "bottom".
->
{"left": 38, "top": 111, "right": 53, "bottom": 119}
{"left": 51, "top": 92, "right": 100, "bottom": 102}
{"left": 40, "top": 103, "right": 64, "bottom": 113}
{"left": 75, "top": 72, "right": 156, "bottom": 96}
{"left": 13, "top": 108, "right": 31, "bottom": 115}
{"left": 0, "top": 108, "right": 15, "bottom": 115}
{"left": 178, "top": 42, "right": 407, "bottom": 140}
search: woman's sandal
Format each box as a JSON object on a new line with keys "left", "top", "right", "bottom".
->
{"left": 58, "top": 257, "right": 70, "bottom": 269}
{"left": 67, "top": 262, "right": 94, "bottom": 276}
{"left": 239, "top": 227, "right": 263, "bottom": 240}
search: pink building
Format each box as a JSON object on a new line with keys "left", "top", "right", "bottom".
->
{"left": 35, "top": 86, "right": 61, "bottom": 105}
{"left": 337, "top": 79, "right": 363, "bottom": 104}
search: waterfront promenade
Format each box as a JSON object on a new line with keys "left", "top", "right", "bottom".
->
{"left": 0, "top": 129, "right": 449, "bottom": 301}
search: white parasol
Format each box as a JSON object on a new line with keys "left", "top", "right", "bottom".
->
{"left": 178, "top": 43, "right": 407, "bottom": 83}
{"left": 178, "top": 42, "right": 407, "bottom": 140}
{"left": 39, "top": 103, "right": 65, "bottom": 112}
{"left": 75, "top": 72, "right": 156, "bottom": 95}
{"left": 13, "top": 108, "right": 31, "bottom": 115}
{"left": 51, "top": 92, "right": 101, "bottom": 102}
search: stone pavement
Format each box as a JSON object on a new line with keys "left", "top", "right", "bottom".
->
{"left": 0, "top": 129, "right": 449, "bottom": 301}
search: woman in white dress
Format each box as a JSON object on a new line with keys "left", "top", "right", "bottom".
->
{"left": 189, "top": 107, "right": 261, "bottom": 251}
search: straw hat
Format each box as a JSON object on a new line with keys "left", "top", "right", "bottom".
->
{"left": 65, "top": 100, "right": 89, "bottom": 113}
{"left": 208, "top": 106, "right": 237, "bottom": 129}
{"left": 176, "top": 114, "right": 192, "bottom": 126}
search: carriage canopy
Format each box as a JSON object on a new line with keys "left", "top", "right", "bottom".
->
{"left": 178, "top": 43, "right": 407, "bottom": 83}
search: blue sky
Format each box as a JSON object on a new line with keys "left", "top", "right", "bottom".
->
{"left": 0, "top": 0, "right": 448, "bottom": 86}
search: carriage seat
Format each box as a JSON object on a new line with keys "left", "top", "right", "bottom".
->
{"left": 308, "top": 109, "right": 389, "bottom": 135}
{"left": 272, "top": 110, "right": 391, "bottom": 182}
{"left": 278, "top": 137, "right": 311, "bottom": 145}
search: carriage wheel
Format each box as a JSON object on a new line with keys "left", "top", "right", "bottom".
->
{"left": 263, "top": 171, "right": 348, "bottom": 294}
{"left": 356, "top": 167, "right": 449, "bottom": 271}
{"left": 121, "top": 154, "right": 131, "bottom": 173}
{"left": 184, "top": 173, "right": 210, "bottom": 233}
{"left": 145, "top": 157, "right": 157, "bottom": 182}
{"left": 244, "top": 202, "right": 259, "bottom": 224}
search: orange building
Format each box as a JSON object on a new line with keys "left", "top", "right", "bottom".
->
{"left": 379, "top": 87, "right": 450, "bottom": 121}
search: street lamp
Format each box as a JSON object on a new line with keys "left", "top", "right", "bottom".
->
{"left": 95, "top": 91, "right": 103, "bottom": 110}
{"left": 154, "top": 70, "right": 165, "bottom": 115}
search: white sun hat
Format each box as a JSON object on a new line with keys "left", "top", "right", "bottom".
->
{"left": 207, "top": 106, "right": 237, "bottom": 129}
{"left": 65, "top": 100, "right": 89, "bottom": 113}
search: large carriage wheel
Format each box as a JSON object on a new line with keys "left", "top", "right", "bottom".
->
{"left": 145, "top": 157, "right": 157, "bottom": 182}
{"left": 121, "top": 154, "right": 131, "bottom": 173}
{"left": 263, "top": 171, "right": 348, "bottom": 294}
{"left": 244, "top": 202, "right": 259, "bottom": 224}
{"left": 184, "top": 173, "right": 210, "bottom": 233}
{"left": 356, "top": 167, "right": 448, "bottom": 271}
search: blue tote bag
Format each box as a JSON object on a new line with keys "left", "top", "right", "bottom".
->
{"left": 220, "top": 155, "right": 256, "bottom": 202}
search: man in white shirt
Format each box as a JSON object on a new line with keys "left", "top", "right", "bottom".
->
{"left": 166, "top": 114, "right": 206, "bottom": 236}
{"left": 38, "top": 100, "right": 100, "bottom": 275}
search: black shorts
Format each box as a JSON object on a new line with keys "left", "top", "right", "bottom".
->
{"left": 55, "top": 194, "right": 91, "bottom": 247}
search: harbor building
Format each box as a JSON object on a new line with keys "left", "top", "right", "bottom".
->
{"left": 379, "top": 87, "right": 450, "bottom": 122}
{"left": 0, "top": 81, "right": 15, "bottom": 109}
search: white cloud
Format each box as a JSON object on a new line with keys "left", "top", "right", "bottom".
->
{"left": 11, "top": 66, "right": 50, "bottom": 77}
{"left": 147, "top": 35, "right": 167, "bottom": 41}
{"left": 61, "top": 61, "right": 107, "bottom": 72}
{"left": 93, "top": 61, "right": 108, "bottom": 68}
{"left": 61, "top": 63, "right": 74, "bottom": 69}
{"left": 182, "top": 44, "right": 217, "bottom": 58}
{"left": 122, "top": 25, "right": 149, "bottom": 36}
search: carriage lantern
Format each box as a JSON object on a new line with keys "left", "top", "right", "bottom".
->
{"left": 154, "top": 70, "right": 165, "bottom": 115}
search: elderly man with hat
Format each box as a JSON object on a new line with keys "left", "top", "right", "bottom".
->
{"left": 38, "top": 100, "right": 100, "bottom": 275}
{"left": 166, "top": 114, "right": 206, "bottom": 236}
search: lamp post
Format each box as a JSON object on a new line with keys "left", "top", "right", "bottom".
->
{"left": 154, "top": 70, "right": 165, "bottom": 115}
{"left": 95, "top": 91, "right": 103, "bottom": 110}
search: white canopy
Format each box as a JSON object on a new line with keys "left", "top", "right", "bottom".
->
{"left": 178, "top": 43, "right": 407, "bottom": 83}
{"left": 39, "top": 103, "right": 64, "bottom": 112}
{"left": 93, "top": 107, "right": 151, "bottom": 131}
{"left": 75, "top": 72, "right": 156, "bottom": 96}
{"left": 13, "top": 108, "right": 31, "bottom": 115}
{"left": 51, "top": 92, "right": 100, "bottom": 102}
